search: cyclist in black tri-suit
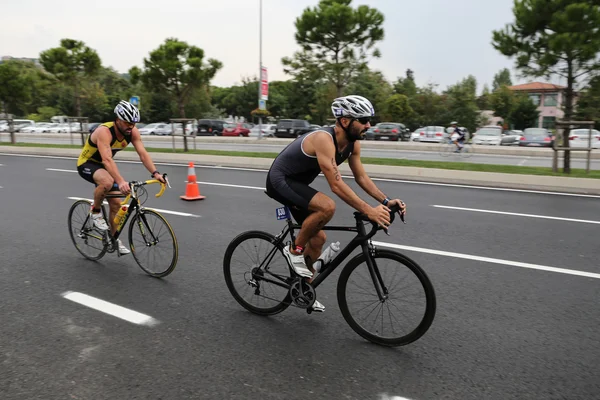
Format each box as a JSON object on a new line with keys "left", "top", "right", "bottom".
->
{"left": 266, "top": 95, "right": 407, "bottom": 312}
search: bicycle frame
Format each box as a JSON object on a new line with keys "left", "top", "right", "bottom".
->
{"left": 82, "top": 178, "right": 167, "bottom": 247}
{"left": 257, "top": 213, "right": 391, "bottom": 301}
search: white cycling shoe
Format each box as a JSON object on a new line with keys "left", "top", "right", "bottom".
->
{"left": 282, "top": 246, "right": 313, "bottom": 278}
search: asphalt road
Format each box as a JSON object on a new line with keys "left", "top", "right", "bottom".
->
{"left": 1, "top": 153, "right": 599, "bottom": 400}
{"left": 10, "top": 134, "right": 600, "bottom": 170}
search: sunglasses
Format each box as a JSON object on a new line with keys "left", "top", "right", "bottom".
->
{"left": 356, "top": 117, "right": 371, "bottom": 124}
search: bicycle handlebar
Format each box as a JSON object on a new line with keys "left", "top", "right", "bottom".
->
{"left": 130, "top": 173, "right": 170, "bottom": 198}
{"left": 355, "top": 203, "right": 406, "bottom": 238}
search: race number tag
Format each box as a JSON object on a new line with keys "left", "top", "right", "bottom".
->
{"left": 276, "top": 207, "right": 291, "bottom": 220}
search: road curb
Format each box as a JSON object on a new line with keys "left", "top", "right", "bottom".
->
{"left": 1, "top": 146, "right": 599, "bottom": 195}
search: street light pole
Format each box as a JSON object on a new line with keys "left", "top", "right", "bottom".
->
{"left": 258, "top": 0, "right": 263, "bottom": 140}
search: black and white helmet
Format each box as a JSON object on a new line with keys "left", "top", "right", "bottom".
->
{"left": 114, "top": 100, "right": 140, "bottom": 123}
{"left": 331, "top": 95, "right": 375, "bottom": 119}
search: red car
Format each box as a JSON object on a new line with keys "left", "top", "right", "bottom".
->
{"left": 222, "top": 123, "right": 251, "bottom": 137}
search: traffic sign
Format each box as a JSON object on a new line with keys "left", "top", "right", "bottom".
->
{"left": 259, "top": 99, "right": 266, "bottom": 110}
{"left": 129, "top": 96, "right": 140, "bottom": 106}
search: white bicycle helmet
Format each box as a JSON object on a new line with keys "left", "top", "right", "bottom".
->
{"left": 114, "top": 100, "right": 140, "bottom": 123}
{"left": 331, "top": 95, "right": 375, "bottom": 119}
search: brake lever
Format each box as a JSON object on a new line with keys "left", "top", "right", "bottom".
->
{"left": 163, "top": 173, "right": 171, "bottom": 189}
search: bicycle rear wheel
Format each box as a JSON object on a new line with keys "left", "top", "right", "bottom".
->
{"left": 337, "top": 249, "right": 436, "bottom": 346}
{"left": 223, "top": 231, "right": 292, "bottom": 316}
{"left": 128, "top": 209, "right": 178, "bottom": 278}
{"left": 68, "top": 200, "right": 108, "bottom": 260}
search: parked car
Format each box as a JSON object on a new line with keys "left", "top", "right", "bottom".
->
{"left": 364, "top": 124, "right": 379, "bottom": 140}
{"left": 472, "top": 126, "right": 503, "bottom": 145}
{"left": 249, "top": 124, "right": 276, "bottom": 137}
{"left": 274, "top": 119, "right": 312, "bottom": 138}
{"left": 88, "top": 122, "right": 102, "bottom": 134}
{"left": 138, "top": 123, "right": 171, "bottom": 136}
{"left": 410, "top": 127, "right": 424, "bottom": 141}
{"left": 567, "top": 129, "right": 600, "bottom": 149}
{"left": 501, "top": 130, "right": 523, "bottom": 146}
{"left": 373, "top": 122, "right": 406, "bottom": 141}
{"left": 222, "top": 122, "right": 251, "bottom": 137}
{"left": 519, "top": 128, "right": 554, "bottom": 147}
{"left": 418, "top": 126, "right": 446, "bottom": 143}
{"left": 198, "top": 119, "right": 225, "bottom": 136}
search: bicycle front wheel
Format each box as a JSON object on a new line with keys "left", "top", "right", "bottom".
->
{"left": 223, "top": 231, "right": 292, "bottom": 316}
{"left": 68, "top": 200, "right": 108, "bottom": 261}
{"left": 461, "top": 144, "right": 473, "bottom": 158}
{"left": 438, "top": 143, "right": 453, "bottom": 157}
{"left": 128, "top": 209, "right": 178, "bottom": 278}
{"left": 337, "top": 249, "right": 436, "bottom": 346}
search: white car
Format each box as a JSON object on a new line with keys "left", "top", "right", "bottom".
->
{"left": 473, "top": 126, "right": 503, "bottom": 145}
{"left": 249, "top": 124, "right": 276, "bottom": 137}
{"left": 139, "top": 123, "right": 171, "bottom": 136}
{"left": 568, "top": 128, "right": 600, "bottom": 149}
{"left": 417, "top": 126, "right": 446, "bottom": 143}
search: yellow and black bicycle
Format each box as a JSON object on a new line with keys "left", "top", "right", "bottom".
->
{"left": 68, "top": 175, "right": 179, "bottom": 278}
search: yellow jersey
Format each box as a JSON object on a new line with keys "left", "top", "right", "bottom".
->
{"left": 77, "top": 122, "right": 132, "bottom": 167}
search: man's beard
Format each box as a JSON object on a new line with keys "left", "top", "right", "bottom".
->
{"left": 346, "top": 125, "right": 365, "bottom": 142}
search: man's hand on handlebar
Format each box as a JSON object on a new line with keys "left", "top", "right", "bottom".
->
{"left": 387, "top": 199, "right": 407, "bottom": 217}
{"left": 152, "top": 171, "right": 166, "bottom": 184}
{"left": 117, "top": 180, "right": 131, "bottom": 195}
{"left": 367, "top": 204, "right": 392, "bottom": 229}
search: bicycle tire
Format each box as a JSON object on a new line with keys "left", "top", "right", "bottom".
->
{"left": 337, "top": 249, "right": 436, "bottom": 346}
{"left": 68, "top": 200, "right": 108, "bottom": 261}
{"left": 223, "top": 230, "right": 292, "bottom": 316}
{"left": 128, "top": 209, "right": 178, "bottom": 278}
{"left": 438, "top": 142, "right": 452, "bottom": 157}
{"left": 461, "top": 144, "right": 473, "bottom": 158}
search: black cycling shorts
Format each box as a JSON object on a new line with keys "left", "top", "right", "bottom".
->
{"left": 77, "top": 161, "right": 105, "bottom": 184}
{"left": 77, "top": 161, "right": 120, "bottom": 192}
{"left": 266, "top": 172, "right": 318, "bottom": 224}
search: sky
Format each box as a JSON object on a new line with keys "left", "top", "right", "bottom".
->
{"left": 0, "top": 0, "right": 559, "bottom": 94}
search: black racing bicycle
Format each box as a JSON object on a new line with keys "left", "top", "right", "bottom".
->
{"left": 223, "top": 203, "right": 436, "bottom": 347}
{"left": 68, "top": 176, "right": 179, "bottom": 278}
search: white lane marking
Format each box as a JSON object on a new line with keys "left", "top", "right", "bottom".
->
{"left": 368, "top": 176, "right": 600, "bottom": 198}
{"left": 6, "top": 153, "right": 600, "bottom": 198}
{"left": 432, "top": 205, "right": 600, "bottom": 225}
{"left": 379, "top": 395, "right": 413, "bottom": 400}
{"left": 66, "top": 197, "right": 201, "bottom": 218}
{"left": 47, "top": 168, "right": 76, "bottom": 173}
{"left": 62, "top": 291, "right": 159, "bottom": 326}
{"left": 518, "top": 159, "right": 527, "bottom": 166}
{"left": 373, "top": 241, "right": 600, "bottom": 279}
{"left": 194, "top": 181, "right": 264, "bottom": 191}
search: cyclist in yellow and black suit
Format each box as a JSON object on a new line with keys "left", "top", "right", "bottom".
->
{"left": 77, "top": 100, "right": 165, "bottom": 255}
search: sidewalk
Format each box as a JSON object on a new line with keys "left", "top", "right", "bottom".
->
{"left": 1, "top": 145, "right": 599, "bottom": 195}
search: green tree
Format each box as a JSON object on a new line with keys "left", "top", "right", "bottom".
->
{"left": 510, "top": 94, "right": 540, "bottom": 130}
{"left": 477, "top": 84, "right": 492, "bottom": 110}
{"left": 575, "top": 76, "right": 600, "bottom": 129}
{"left": 346, "top": 68, "right": 393, "bottom": 123}
{"left": 381, "top": 94, "right": 415, "bottom": 124}
{"left": 490, "top": 85, "right": 514, "bottom": 124}
{"left": 39, "top": 39, "right": 101, "bottom": 117}
{"left": 0, "top": 62, "right": 32, "bottom": 143}
{"left": 393, "top": 69, "right": 418, "bottom": 98}
{"left": 492, "top": 68, "right": 513, "bottom": 91}
{"left": 443, "top": 76, "right": 480, "bottom": 132}
{"left": 492, "top": 0, "right": 600, "bottom": 173}
{"left": 282, "top": 0, "right": 384, "bottom": 96}
{"left": 130, "top": 38, "right": 222, "bottom": 151}
{"left": 409, "top": 83, "right": 448, "bottom": 128}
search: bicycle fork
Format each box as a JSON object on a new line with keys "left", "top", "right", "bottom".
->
{"left": 363, "top": 241, "right": 389, "bottom": 302}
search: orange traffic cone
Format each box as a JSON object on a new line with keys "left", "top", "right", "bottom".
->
{"left": 180, "top": 162, "right": 205, "bottom": 201}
